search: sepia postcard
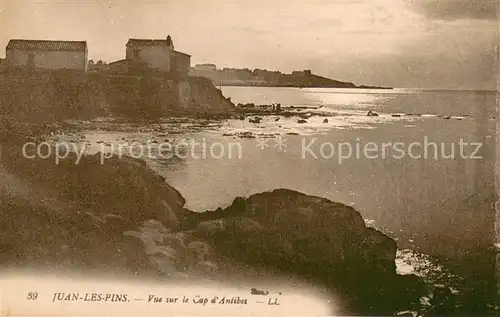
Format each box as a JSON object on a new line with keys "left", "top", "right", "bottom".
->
{"left": 0, "top": 0, "right": 498, "bottom": 316}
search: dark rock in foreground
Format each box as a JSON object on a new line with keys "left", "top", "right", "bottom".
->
{"left": 1, "top": 151, "right": 187, "bottom": 230}
{"left": 0, "top": 131, "right": 425, "bottom": 314}
{"left": 190, "top": 190, "right": 427, "bottom": 314}
{"left": 0, "top": 132, "right": 189, "bottom": 273}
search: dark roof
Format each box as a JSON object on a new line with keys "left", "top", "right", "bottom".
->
{"left": 109, "top": 59, "right": 128, "bottom": 65}
{"left": 126, "top": 39, "right": 172, "bottom": 47}
{"left": 109, "top": 58, "right": 148, "bottom": 65}
{"left": 6, "top": 39, "right": 87, "bottom": 51}
{"left": 172, "top": 50, "right": 191, "bottom": 57}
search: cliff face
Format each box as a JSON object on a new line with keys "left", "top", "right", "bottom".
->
{"left": 179, "top": 76, "right": 235, "bottom": 112}
{"left": 105, "top": 74, "right": 234, "bottom": 118}
{"left": 0, "top": 70, "right": 235, "bottom": 122}
{"left": 0, "top": 131, "right": 190, "bottom": 273}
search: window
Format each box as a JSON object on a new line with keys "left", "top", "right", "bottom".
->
{"left": 27, "top": 52, "right": 35, "bottom": 70}
{"left": 133, "top": 49, "right": 140, "bottom": 60}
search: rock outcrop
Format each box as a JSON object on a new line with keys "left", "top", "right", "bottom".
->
{"left": 1, "top": 150, "right": 187, "bottom": 230}
{"left": 106, "top": 74, "right": 234, "bottom": 118}
{"left": 0, "top": 127, "right": 425, "bottom": 314}
{"left": 189, "top": 190, "right": 426, "bottom": 314}
{"left": 0, "top": 127, "right": 189, "bottom": 273}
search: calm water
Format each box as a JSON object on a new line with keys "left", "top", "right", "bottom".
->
{"left": 164, "top": 87, "right": 497, "bottom": 256}
{"left": 76, "top": 86, "right": 497, "bottom": 310}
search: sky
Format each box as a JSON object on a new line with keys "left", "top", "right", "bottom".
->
{"left": 0, "top": 0, "right": 497, "bottom": 89}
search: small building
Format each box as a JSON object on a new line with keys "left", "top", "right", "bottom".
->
{"left": 194, "top": 63, "right": 217, "bottom": 71}
{"left": 108, "top": 59, "right": 149, "bottom": 74}
{"left": 125, "top": 36, "right": 191, "bottom": 75}
{"left": 5, "top": 39, "right": 88, "bottom": 72}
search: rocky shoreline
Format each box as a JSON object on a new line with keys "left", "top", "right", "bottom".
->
{"left": 0, "top": 122, "right": 433, "bottom": 315}
{"left": 1, "top": 117, "right": 498, "bottom": 315}
{"left": 233, "top": 102, "right": 469, "bottom": 120}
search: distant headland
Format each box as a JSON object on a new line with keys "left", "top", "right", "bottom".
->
{"left": 189, "top": 64, "right": 392, "bottom": 89}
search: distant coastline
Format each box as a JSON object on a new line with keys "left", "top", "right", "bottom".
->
{"left": 217, "top": 82, "right": 393, "bottom": 89}
{"left": 189, "top": 64, "right": 393, "bottom": 90}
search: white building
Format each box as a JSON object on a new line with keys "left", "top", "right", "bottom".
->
{"left": 5, "top": 39, "right": 88, "bottom": 72}
{"left": 125, "top": 36, "right": 191, "bottom": 75}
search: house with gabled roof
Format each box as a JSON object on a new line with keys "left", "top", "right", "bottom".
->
{"left": 115, "top": 35, "right": 191, "bottom": 75}
{"left": 5, "top": 39, "right": 88, "bottom": 72}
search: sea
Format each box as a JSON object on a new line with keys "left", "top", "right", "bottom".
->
{"left": 167, "top": 87, "right": 498, "bottom": 312}
{"left": 167, "top": 87, "right": 497, "bottom": 249}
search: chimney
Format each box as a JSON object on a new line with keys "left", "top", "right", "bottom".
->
{"left": 166, "top": 35, "right": 174, "bottom": 50}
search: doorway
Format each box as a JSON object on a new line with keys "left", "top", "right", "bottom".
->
{"left": 27, "top": 52, "right": 35, "bottom": 70}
